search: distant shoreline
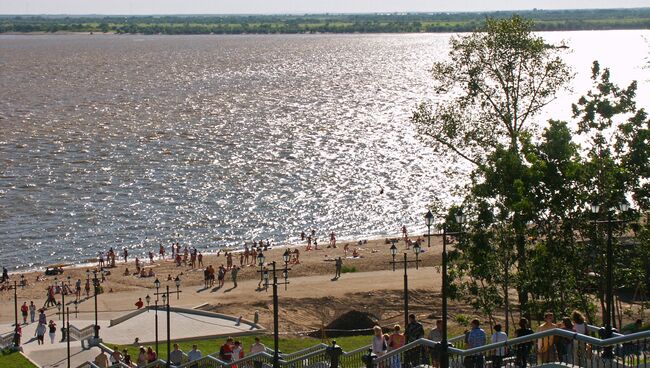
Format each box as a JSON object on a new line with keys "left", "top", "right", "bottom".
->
{"left": 2, "top": 8, "right": 650, "bottom": 35}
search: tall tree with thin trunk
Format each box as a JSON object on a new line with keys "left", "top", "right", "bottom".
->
{"left": 412, "top": 15, "right": 572, "bottom": 315}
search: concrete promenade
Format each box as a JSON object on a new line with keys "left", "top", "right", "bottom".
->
{"left": 1, "top": 307, "right": 263, "bottom": 367}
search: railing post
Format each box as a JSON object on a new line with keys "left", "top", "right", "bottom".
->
{"left": 362, "top": 348, "right": 376, "bottom": 368}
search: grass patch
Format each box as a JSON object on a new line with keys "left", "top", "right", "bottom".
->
{"left": 341, "top": 265, "right": 357, "bottom": 273}
{"left": 109, "top": 334, "right": 371, "bottom": 362}
{"left": 0, "top": 348, "right": 37, "bottom": 368}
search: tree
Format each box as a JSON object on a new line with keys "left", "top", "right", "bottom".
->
{"left": 571, "top": 61, "right": 650, "bottom": 325}
{"left": 412, "top": 15, "right": 572, "bottom": 165}
{"left": 413, "top": 15, "right": 572, "bottom": 316}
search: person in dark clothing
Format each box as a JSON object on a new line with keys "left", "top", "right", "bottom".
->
{"left": 516, "top": 318, "right": 534, "bottom": 368}
{"left": 405, "top": 313, "right": 425, "bottom": 366}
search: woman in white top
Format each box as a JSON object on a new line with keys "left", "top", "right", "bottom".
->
{"left": 572, "top": 310, "right": 588, "bottom": 365}
{"left": 372, "top": 325, "right": 387, "bottom": 357}
{"left": 490, "top": 324, "right": 508, "bottom": 368}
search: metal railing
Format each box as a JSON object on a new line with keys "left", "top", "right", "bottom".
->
{"left": 372, "top": 328, "right": 650, "bottom": 368}
{"left": 82, "top": 328, "right": 650, "bottom": 368}
{"left": 0, "top": 330, "right": 14, "bottom": 348}
{"left": 68, "top": 324, "right": 97, "bottom": 341}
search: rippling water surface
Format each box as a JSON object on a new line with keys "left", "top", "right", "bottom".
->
{"left": 1, "top": 31, "right": 648, "bottom": 270}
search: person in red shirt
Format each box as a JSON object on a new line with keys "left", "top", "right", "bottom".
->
{"left": 135, "top": 298, "right": 144, "bottom": 309}
{"left": 20, "top": 302, "right": 29, "bottom": 324}
{"left": 219, "top": 337, "right": 235, "bottom": 362}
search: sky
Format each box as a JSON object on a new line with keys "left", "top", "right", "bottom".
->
{"left": 2, "top": 0, "right": 650, "bottom": 15}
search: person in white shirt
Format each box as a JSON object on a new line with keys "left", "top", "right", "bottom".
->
{"left": 490, "top": 324, "right": 508, "bottom": 368}
{"left": 187, "top": 344, "right": 202, "bottom": 362}
{"left": 250, "top": 337, "right": 266, "bottom": 368}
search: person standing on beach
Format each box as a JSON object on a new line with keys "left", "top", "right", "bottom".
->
{"left": 330, "top": 232, "right": 337, "bottom": 248}
{"left": 198, "top": 252, "right": 203, "bottom": 267}
{"left": 123, "top": 248, "right": 128, "bottom": 263}
{"left": 231, "top": 266, "right": 239, "bottom": 288}
{"left": 334, "top": 257, "right": 342, "bottom": 279}
{"left": 159, "top": 244, "right": 165, "bottom": 260}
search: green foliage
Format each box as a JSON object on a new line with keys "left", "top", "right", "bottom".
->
{"left": 415, "top": 15, "right": 649, "bottom": 323}
{"left": 2, "top": 8, "right": 650, "bottom": 34}
{"left": 0, "top": 348, "right": 36, "bottom": 368}
{"left": 413, "top": 15, "right": 572, "bottom": 166}
{"left": 341, "top": 265, "right": 357, "bottom": 273}
{"left": 454, "top": 314, "right": 471, "bottom": 327}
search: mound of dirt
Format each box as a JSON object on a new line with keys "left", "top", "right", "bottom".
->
{"left": 310, "top": 310, "right": 379, "bottom": 337}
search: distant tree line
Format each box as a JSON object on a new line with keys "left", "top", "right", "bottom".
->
{"left": 1, "top": 8, "right": 650, "bottom": 34}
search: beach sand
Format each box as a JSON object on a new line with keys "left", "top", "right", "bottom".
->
{"left": 0, "top": 234, "right": 475, "bottom": 336}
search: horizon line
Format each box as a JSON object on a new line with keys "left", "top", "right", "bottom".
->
{"left": 2, "top": 7, "right": 650, "bottom": 17}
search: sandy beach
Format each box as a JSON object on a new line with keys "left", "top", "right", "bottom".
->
{"left": 0, "top": 234, "right": 474, "bottom": 337}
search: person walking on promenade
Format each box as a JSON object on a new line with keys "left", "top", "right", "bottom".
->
{"left": 537, "top": 312, "right": 557, "bottom": 364}
{"left": 428, "top": 319, "right": 443, "bottom": 367}
{"left": 29, "top": 301, "right": 36, "bottom": 323}
{"left": 572, "top": 311, "right": 588, "bottom": 365}
{"left": 94, "top": 350, "right": 110, "bottom": 368}
{"left": 515, "top": 318, "right": 534, "bottom": 368}
{"left": 35, "top": 322, "right": 46, "bottom": 345}
{"left": 405, "top": 314, "right": 424, "bottom": 366}
{"left": 188, "top": 344, "right": 202, "bottom": 367}
{"left": 48, "top": 320, "right": 57, "bottom": 344}
{"left": 490, "top": 324, "right": 508, "bottom": 368}
{"left": 388, "top": 325, "right": 405, "bottom": 368}
{"left": 38, "top": 309, "right": 46, "bottom": 325}
{"left": 20, "top": 302, "right": 29, "bottom": 324}
{"left": 371, "top": 326, "right": 387, "bottom": 357}
{"left": 250, "top": 337, "right": 266, "bottom": 368}
{"left": 169, "top": 343, "right": 184, "bottom": 367}
{"left": 464, "top": 319, "right": 487, "bottom": 368}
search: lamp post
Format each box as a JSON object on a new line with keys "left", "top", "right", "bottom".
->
{"left": 388, "top": 240, "right": 422, "bottom": 328}
{"left": 282, "top": 249, "right": 291, "bottom": 290}
{"left": 146, "top": 293, "right": 159, "bottom": 356}
{"left": 13, "top": 280, "right": 18, "bottom": 327}
{"left": 590, "top": 202, "right": 630, "bottom": 348}
{"left": 154, "top": 278, "right": 161, "bottom": 302}
{"left": 258, "top": 260, "right": 291, "bottom": 368}
{"left": 431, "top": 210, "right": 465, "bottom": 368}
{"left": 85, "top": 270, "right": 90, "bottom": 299}
{"left": 66, "top": 307, "right": 71, "bottom": 368}
{"left": 154, "top": 280, "right": 182, "bottom": 368}
{"left": 59, "top": 280, "right": 66, "bottom": 342}
{"left": 425, "top": 210, "right": 433, "bottom": 248}
{"left": 257, "top": 251, "right": 266, "bottom": 284}
{"left": 175, "top": 276, "right": 181, "bottom": 299}
{"left": 92, "top": 270, "right": 100, "bottom": 339}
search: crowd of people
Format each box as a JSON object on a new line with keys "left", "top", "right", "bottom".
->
{"left": 93, "top": 336, "right": 267, "bottom": 368}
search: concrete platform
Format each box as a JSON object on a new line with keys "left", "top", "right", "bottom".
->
{"left": 2, "top": 307, "right": 264, "bottom": 367}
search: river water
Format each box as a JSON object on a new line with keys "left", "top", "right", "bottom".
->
{"left": 0, "top": 31, "right": 648, "bottom": 270}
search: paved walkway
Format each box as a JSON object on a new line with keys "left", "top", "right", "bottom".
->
{"left": 2, "top": 308, "right": 263, "bottom": 367}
